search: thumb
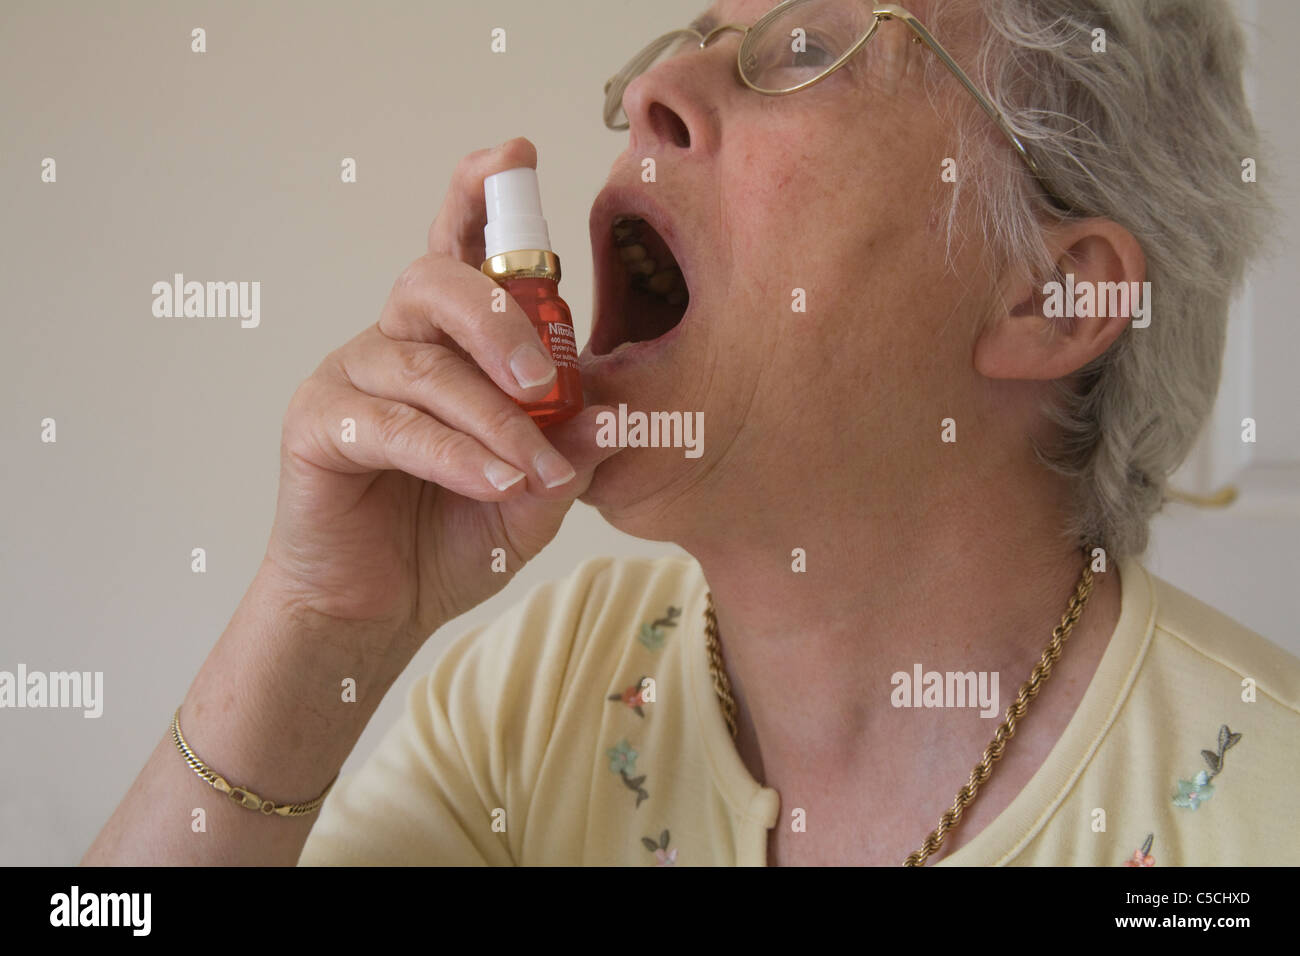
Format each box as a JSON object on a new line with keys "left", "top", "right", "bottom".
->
{"left": 427, "top": 137, "right": 538, "bottom": 265}
{"left": 492, "top": 405, "right": 622, "bottom": 562}
{"left": 541, "top": 404, "right": 625, "bottom": 495}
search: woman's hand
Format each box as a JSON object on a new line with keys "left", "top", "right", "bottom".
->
{"left": 83, "top": 137, "right": 616, "bottom": 867}
{"left": 262, "top": 136, "right": 620, "bottom": 650}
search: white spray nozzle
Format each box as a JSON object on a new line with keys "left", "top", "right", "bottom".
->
{"left": 483, "top": 166, "right": 552, "bottom": 258}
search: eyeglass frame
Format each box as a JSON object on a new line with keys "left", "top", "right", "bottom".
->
{"left": 602, "top": 1, "right": 1071, "bottom": 212}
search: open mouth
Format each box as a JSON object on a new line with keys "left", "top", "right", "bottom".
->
{"left": 590, "top": 213, "right": 691, "bottom": 356}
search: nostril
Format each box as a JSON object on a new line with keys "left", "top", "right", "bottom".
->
{"left": 648, "top": 102, "right": 690, "bottom": 149}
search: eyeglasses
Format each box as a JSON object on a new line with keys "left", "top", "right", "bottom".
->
{"left": 603, "top": 0, "right": 1071, "bottom": 211}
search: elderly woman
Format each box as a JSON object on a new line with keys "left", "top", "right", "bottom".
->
{"left": 86, "top": 0, "right": 1297, "bottom": 867}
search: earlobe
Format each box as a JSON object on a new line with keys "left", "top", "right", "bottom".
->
{"left": 975, "top": 219, "right": 1147, "bottom": 382}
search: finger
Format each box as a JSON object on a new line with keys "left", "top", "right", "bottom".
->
{"left": 491, "top": 406, "right": 627, "bottom": 556}
{"left": 541, "top": 405, "right": 627, "bottom": 492}
{"left": 427, "top": 137, "right": 538, "bottom": 263}
{"left": 377, "top": 255, "right": 558, "bottom": 401}
{"left": 283, "top": 378, "right": 530, "bottom": 501}
{"left": 338, "top": 328, "right": 578, "bottom": 494}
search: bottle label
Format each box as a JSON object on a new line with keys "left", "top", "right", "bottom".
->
{"left": 547, "top": 321, "right": 579, "bottom": 370}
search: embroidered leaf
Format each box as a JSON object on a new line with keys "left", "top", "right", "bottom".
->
{"left": 1201, "top": 750, "right": 1221, "bottom": 774}
{"left": 1140, "top": 833, "right": 1153, "bottom": 856}
{"left": 660, "top": 828, "right": 670, "bottom": 849}
{"left": 635, "top": 788, "right": 649, "bottom": 808}
{"left": 1217, "top": 724, "right": 1230, "bottom": 753}
{"left": 625, "top": 774, "right": 646, "bottom": 789}
{"left": 607, "top": 693, "right": 621, "bottom": 702}
{"left": 1225, "top": 730, "right": 1242, "bottom": 750}
{"left": 642, "top": 837, "right": 660, "bottom": 852}
{"left": 633, "top": 705, "right": 644, "bottom": 718}
{"left": 652, "top": 607, "right": 681, "bottom": 629}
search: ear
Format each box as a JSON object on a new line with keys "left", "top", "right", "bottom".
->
{"left": 974, "top": 218, "right": 1148, "bottom": 381}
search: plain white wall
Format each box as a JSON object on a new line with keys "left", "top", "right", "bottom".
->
{"left": 1, "top": 0, "right": 1294, "bottom": 865}
{"left": 0, "top": 0, "right": 700, "bottom": 865}
{"left": 1147, "top": 0, "right": 1300, "bottom": 647}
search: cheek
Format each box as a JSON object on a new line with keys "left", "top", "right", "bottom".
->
{"left": 708, "top": 118, "right": 946, "bottom": 368}
{"left": 723, "top": 121, "right": 835, "bottom": 235}
{"left": 719, "top": 153, "right": 854, "bottom": 310}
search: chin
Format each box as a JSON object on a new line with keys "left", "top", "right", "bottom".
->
{"left": 577, "top": 447, "right": 689, "bottom": 544}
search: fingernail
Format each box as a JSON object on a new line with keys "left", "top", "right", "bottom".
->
{"left": 535, "top": 449, "right": 576, "bottom": 489}
{"left": 510, "top": 344, "right": 557, "bottom": 389}
{"left": 484, "top": 459, "right": 526, "bottom": 491}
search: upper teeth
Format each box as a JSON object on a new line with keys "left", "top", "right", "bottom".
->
{"left": 611, "top": 216, "right": 687, "bottom": 307}
{"left": 612, "top": 219, "right": 641, "bottom": 245}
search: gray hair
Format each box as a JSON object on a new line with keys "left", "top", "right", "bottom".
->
{"left": 923, "top": 0, "right": 1271, "bottom": 560}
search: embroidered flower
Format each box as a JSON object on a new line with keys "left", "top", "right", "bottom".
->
{"left": 1172, "top": 724, "right": 1241, "bottom": 811}
{"left": 608, "top": 676, "right": 649, "bottom": 717}
{"left": 1123, "top": 833, "right": 1155, "bottom": 867}
{"left": 608, "top": 740, "right": 649, "bottom": 806}
{"left": 607, "top": 738, "right": 638, "bottom": 774}
{"left": 637, "top": 606, "right": 681, "bottom": 652}
{"left": 1173, "top": 770, "right": 1215, "bottom": 809}
{"left": 638, "top": 623, "right": 666, "bottom": 651}
{"left": 643, "top": 829, "right": 677, "bottom": 865}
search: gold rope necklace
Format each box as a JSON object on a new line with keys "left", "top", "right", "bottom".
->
{"left": 702, "top": 549, "right": 1095, "bottom": 866}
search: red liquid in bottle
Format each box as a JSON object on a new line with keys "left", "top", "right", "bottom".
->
{"left": 501, "top": 276, "right": 583, "bottom": 428}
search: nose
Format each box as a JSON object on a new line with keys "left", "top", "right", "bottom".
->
{"left": 619, "top": 35, "right": 741, "bottom": 156}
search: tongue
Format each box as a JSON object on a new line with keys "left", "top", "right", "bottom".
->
{"left": 626, "top": 288, "right": 683, "bottom": 343}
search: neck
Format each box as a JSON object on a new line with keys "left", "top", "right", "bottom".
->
{"left": 675, "top": 452, "right": 1122, "bottom": 859}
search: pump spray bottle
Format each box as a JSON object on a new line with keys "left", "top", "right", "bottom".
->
{"left": 481, "top": 167, "right": 583, "bottom": 428}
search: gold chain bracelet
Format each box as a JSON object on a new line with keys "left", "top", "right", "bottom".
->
{"left": 170, "top": 707, "right": 337, "bottom": 817}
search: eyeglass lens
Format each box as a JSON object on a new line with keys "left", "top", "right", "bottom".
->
{"left": 741, "top": 0, "right": 877, "bottom": 91}
{"left": 604, "top": 0, "right": 878, "bottom": 127}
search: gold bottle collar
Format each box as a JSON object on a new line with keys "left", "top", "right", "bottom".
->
{"left": 481, "top": 249, "right": 561, "bottom": 282}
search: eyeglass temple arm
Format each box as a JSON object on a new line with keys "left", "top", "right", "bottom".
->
{"left": 875, "top": 6, "right": 1043, "bottom": 181}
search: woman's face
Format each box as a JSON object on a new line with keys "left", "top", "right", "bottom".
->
{"left": 579, "top": 0, "right": 995, "bottom": 540}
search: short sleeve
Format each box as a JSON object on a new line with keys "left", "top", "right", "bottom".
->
{"left": 297, "top": 557, "right": 616, "bottom": 866}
